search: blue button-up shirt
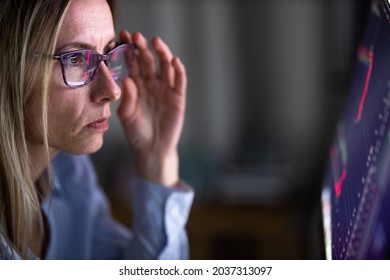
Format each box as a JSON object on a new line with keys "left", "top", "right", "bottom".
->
{"left": 1, "top": 152, "right": 194, "bottom": 260}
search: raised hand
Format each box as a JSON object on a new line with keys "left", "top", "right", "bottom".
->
{"left": 117, "top": 31, "right": 187, "bottom": 187}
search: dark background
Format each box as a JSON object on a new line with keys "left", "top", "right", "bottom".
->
{"left": 91, "top": 0, "right": 371, "bottom": 259}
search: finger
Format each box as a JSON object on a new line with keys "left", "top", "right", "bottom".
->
{"left": 132, "top": 32, "right": 157, "bottom": 79}
{"left": 119, "top": 30, "right": 132, "bottom": 44}
{"left": 119, "top": 30, "right": 142, "bottom": 81}
{"left": 152, "top": 36, "right": 174, "bottom": 87}
{"left": 117, "top": 77, "right": 138, "bottom": 124}
{"left": 172, "top": 56, "right": 187, "bottom": 96}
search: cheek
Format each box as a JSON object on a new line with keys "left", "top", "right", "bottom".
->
{"left": 47, "top": 91, "right": 83, "bottom": 133}
{"left": 51, "top": 63, "right": 67, "bottom": 92}
{"left": 47, "top": 100, "right": 69, "bottom": 130}
{"left": 46, "top": 84, "right": 102, "bottom": 154}
{"left": 47, "top": 68, "right": 85, "bottom": 129}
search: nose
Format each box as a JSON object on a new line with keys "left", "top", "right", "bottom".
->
{"left": 90, "top": 63, "right": 121, "bottom": 103}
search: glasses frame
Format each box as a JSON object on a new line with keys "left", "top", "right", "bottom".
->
{"left": 52, "top": 43, "right": 136, "bottom": 88}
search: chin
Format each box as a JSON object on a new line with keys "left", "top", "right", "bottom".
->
{"left": 61, "top": 136, "right": 104, "bottom": 155}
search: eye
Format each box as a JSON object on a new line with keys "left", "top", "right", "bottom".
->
{"left": 63, "top": 52, "right": 87, "bottom": 66}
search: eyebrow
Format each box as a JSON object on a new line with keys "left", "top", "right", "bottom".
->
{"left": 55, "top": 38, "right": 116, "bottom": 54}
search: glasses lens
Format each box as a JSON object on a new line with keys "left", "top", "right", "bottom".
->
{"left": 61, "top": 50, "right": 98, "bottom": 87}
{"left": 107, "top": 44, "right": 133, "bottom": 81}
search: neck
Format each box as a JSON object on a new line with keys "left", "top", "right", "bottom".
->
{"left": 27, "top": 142, "right": 58, "bottom": 184}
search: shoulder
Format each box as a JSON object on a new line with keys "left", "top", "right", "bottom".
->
{"left": 0, "top": 233, "right": 22, "bottom": 260}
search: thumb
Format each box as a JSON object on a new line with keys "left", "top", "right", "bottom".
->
{"left": 117, "top": 77, "right": 138, "bottom": 124}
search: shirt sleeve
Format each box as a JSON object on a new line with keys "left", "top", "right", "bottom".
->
{"left": 47, "top": 152, "right": 194, "bottom": 260}
{"left": 127, "top": 175, "right": 194, "bottom": 259}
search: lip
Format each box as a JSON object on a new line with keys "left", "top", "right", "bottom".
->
{"left": 86, "top": 117, "right": 109, "bottom": 131}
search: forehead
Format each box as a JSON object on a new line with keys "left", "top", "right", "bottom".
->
{"left": 57, "top": 0, "right": 115, "bottom": 48}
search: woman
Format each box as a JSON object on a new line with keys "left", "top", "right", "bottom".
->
{"left": 0, "top": 0, "right": 193, "bottom": 259}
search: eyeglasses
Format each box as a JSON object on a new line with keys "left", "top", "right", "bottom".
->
{"left": 52, "top": 43, "right": 136, "bottom": 88}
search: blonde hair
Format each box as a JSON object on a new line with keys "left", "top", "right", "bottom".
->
{"left": 0, "top": 0, "right": 117, "bottom": 259}
{"left": 0, "top": 0, "right": 71, "bottom": 258}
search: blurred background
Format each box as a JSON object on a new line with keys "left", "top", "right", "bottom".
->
{"left": 91, "top": 0, "right": 371, "bottom": 259}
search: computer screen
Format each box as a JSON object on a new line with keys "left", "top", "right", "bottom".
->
{"left": 322, "top": 0, "right": 390, "bottom": 259}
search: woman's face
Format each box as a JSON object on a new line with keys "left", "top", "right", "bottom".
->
{"left": 27, "top": 0, "right": 121, "bottom": 155}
